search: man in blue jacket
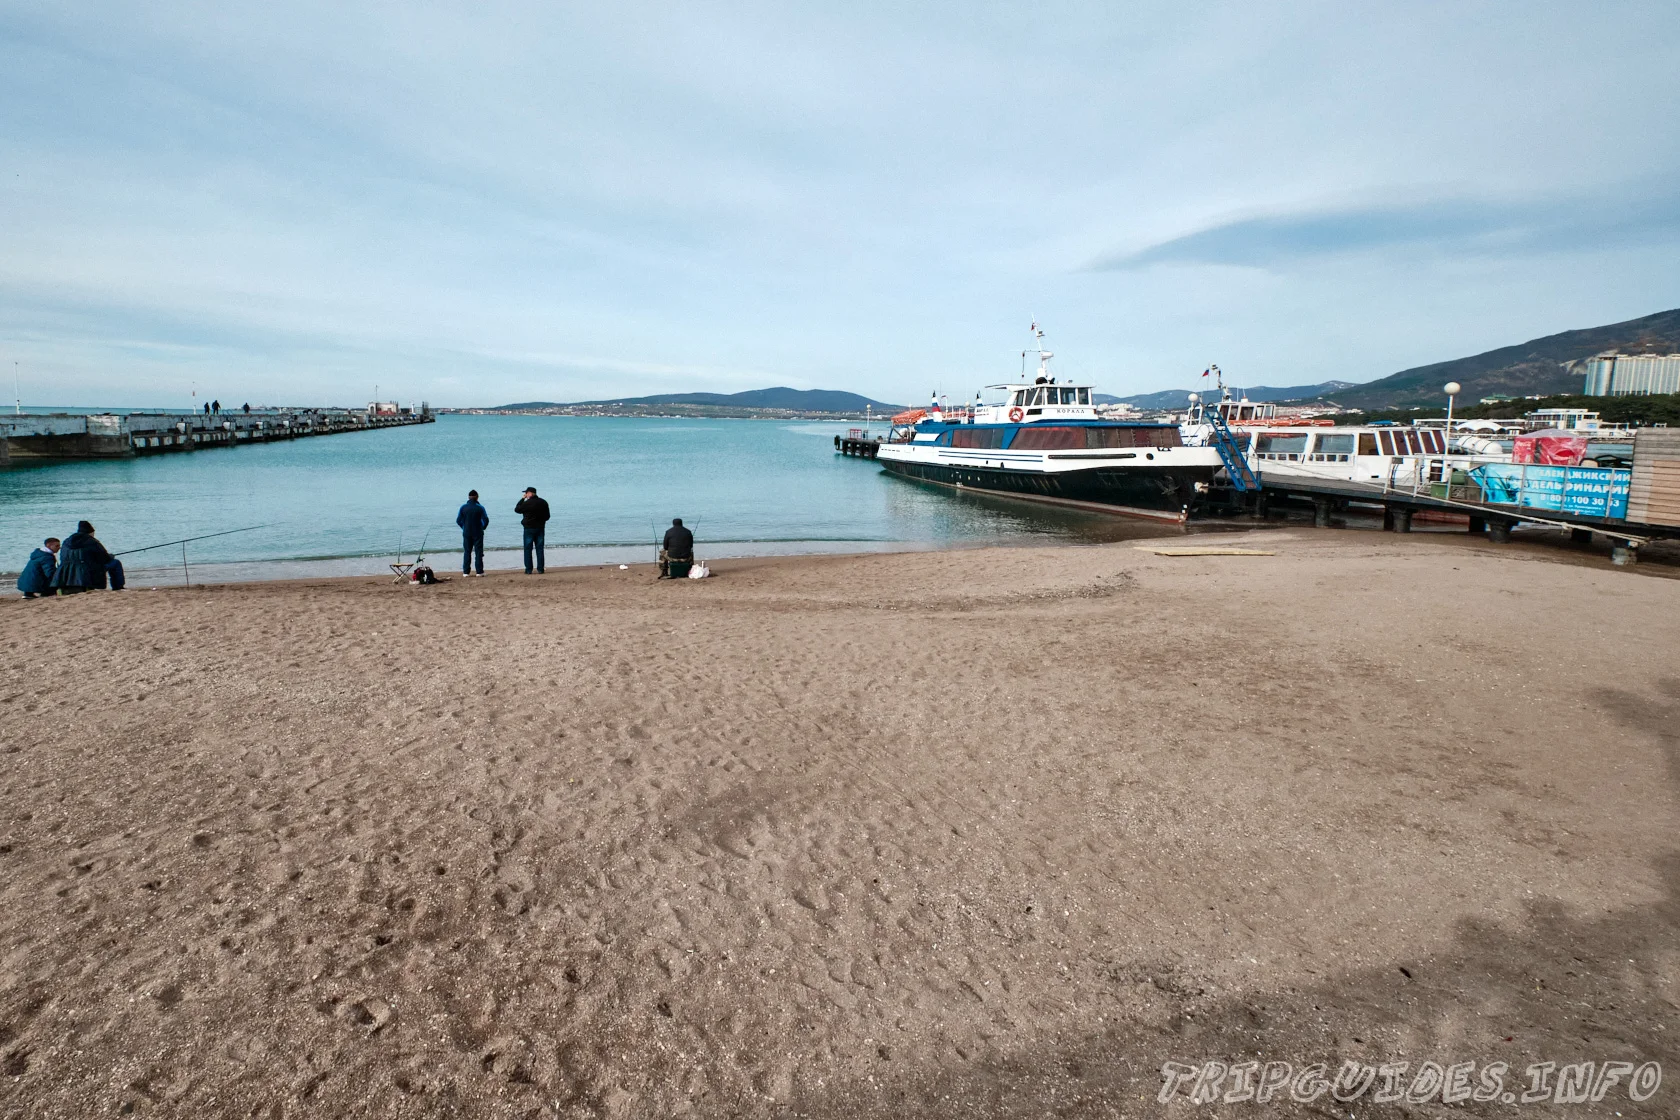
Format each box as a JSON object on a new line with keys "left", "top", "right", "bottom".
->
{"left": 16, "top": 537, "right": 60, "bottom": 598}
{"left": 457, "top": 489, "right": 490, "bottom": 576}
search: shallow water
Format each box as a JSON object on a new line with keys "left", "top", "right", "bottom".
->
{"left": 2, "top": 415, "right": 1192, "bottom": 582}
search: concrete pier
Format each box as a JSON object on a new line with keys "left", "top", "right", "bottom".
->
{"left": 0, "top": 406, "right": 433, "bottom": 465}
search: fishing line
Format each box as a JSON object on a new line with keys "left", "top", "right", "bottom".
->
{"left": 112, "top": 524, "right": 268, "bottom": 557}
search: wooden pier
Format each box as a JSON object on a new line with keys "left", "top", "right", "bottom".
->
{"left": 1235, "top": 470, "right": 1680, "bottom": 565}
{"left": 0, "top": 406, "right": 433, "bottom": 465}
{"left": 834, "top": 429, "right": 881, "bottom": 458}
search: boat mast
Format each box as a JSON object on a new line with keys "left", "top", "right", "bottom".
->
{"left": 1031, "top": 320, "right": 1053, "bottom": 382}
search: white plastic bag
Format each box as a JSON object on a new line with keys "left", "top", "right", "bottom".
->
{"left": 687, "top": 562, "right": 710, "bottom": 579}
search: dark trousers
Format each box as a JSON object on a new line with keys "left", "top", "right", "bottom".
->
{"left": 522, "top": 528, "right": 545, "bottom": 573}
{"left": 462, "top": 534, "right": 484, "bottom": 575}
{"left": 106, "top": 559, "right": 125, "bottom": 591}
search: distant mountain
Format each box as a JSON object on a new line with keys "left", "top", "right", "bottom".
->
{"left": 491, "top": 387, "right": 905, "bottom": 412}
{"left": 1103, "top": 382, "right": 1356, "bottom": 410}
{"left": 1313, "top": 308, "right": 1680, "bottom": 410}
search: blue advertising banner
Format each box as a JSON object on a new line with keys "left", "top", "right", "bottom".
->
{"left": 1470, "top": 464, "right": 1630, "bottom": 519}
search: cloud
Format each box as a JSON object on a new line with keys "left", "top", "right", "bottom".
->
{"left": 1091, "top": 189, "right": 1680, "bottom": 272}
{"left": 3, "top": 3, "right": 1680, "bottom": 404}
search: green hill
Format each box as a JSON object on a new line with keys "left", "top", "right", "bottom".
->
{"left": 1314, "top": 308, "right": 1680, "bottom": 410}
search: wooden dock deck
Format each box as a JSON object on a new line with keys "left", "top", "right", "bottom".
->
{"left": 1237, "top": 470, "right": 1680, "bottom": 564}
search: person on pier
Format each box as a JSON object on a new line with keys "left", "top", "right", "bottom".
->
{"left": 16, "top": 537, "right": 59, "bottom": 598}
{"left": 457, "top": 489, "right": 489, "bottom": 577}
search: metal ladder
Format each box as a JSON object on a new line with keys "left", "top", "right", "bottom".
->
{"left": 1206, "top": 407, "right": 1261, "bottom": 492}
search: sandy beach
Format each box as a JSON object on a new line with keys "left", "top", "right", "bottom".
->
{"left": 2, "top": 531, "right": 1676, "bottom": 1118}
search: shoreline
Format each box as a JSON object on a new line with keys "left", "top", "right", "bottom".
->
{"left": 11, "top": 513, "right": 1680, "bottom": 593}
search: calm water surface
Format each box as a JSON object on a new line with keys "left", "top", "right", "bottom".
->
{"left": 1, "top": 415, "right": 1192, "bottom": 582}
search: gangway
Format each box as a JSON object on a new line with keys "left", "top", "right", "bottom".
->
{"left": 1206, "top": 407, "right": 1261, "bottom": 492}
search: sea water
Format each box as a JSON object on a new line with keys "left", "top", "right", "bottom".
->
{"left": 1, "top": 414, "right": 1185, "bottom": 583}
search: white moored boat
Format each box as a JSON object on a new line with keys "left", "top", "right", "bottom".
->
{"left": 875, "top": 327, "right": 1227, "bottom": 523}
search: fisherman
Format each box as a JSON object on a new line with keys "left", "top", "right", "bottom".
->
{"left": 456, "top": 489, "right": 489, "bottom": 577}
{"left": 16, "top": 537, "right": 59, "bottom": 598}
{"left": 659, "top": 518, "right": 694, "bottom": 579}
{"left": 50, "top": 522, "right": 116, "bottom": 595}
{"left": 514, "top": 487, "right": 551, "bottom": 574}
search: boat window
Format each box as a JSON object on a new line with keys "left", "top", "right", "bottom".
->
{"left": 1312, "top": 433, "right": 1355, "bottom": 459}
{"left": 1011, "top": 390, "right": 1026, "bottom": 406}
{"left": 1083, "top": 425, "right": 1182, "bottom": 448}
{"left": 1420, "top": 429, "right": 1444, "bottom": 453}
{"left": 934, "top": 430, "right": 954, "bottom": 446}
{"left": 1253, "top": 433, "right": 1309, "bottom": 458}
{"left": 1358, "top": 433, "right": 1378, "bottom": 456}
{"left": 1052, "top": 387, "right": 1071, "bottom": 404}
{"left": 950, "top": 427, "right": 1005, "bottom": 449}
{"left": 1009, "top": 426, "right": 1086, "bottom": 451}
{"left": 1402, "top": 430, "right": 1422, "bottom": 454}
{"left": 1087, "top": 427, "right": 1138, "bottom": 448}
{"left": 1077, "top": 388, "right": 1091, "bottom": 404}
{"left": 1376, "top": 431, "right": 1395, "bottom": 456}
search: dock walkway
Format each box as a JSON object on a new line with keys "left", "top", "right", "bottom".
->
{"left": 1242, "top": 470, "right": 1680, "bottom": 564}
{"left": 1, "top": 407, "right": 433, "bottom": 465}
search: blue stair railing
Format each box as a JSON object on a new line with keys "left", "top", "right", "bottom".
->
{"left": 1206, "top": 406, "right": 1261, "bottom": 492}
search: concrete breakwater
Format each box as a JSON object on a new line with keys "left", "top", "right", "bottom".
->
{"left": 0, "top": 407, "right": 433, "bottom": 465}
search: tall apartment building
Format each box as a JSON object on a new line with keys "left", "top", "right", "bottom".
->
{"left": 1578, "top": 351, "right": 1680, "bottom": 396}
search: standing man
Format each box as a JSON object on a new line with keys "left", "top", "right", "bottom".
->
{"left": 17, "top": 537, "right": 60, "bottom": 598}
{"left": 514, "top": 487, "right": 550, "bottom": 574}
{"left": 457, "top": 489, "right": 489, "bottom": 577}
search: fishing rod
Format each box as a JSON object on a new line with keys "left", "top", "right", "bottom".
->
{"left": 112, "top": 524, "right": 268, "bottom": 557}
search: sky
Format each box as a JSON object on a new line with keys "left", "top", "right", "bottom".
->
{"left": 3, "top": 1, "right": 1678, "bottom": 409}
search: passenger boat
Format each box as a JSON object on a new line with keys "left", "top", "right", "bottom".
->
{"left": 874, "top": 330, "right": 1226, "bottom": 523}
{"left": 1181, "top": 391, "right": 1506, "bottom": 488}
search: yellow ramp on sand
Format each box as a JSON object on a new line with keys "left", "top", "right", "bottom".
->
{"left": 1133, "top": 546, "right": 1277, "bottom": 557}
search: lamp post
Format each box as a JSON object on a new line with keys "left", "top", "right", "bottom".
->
{"left": 1443, "top": 382, "right": 1461, "bottom": 452}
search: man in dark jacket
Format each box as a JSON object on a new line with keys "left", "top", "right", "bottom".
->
{"left": 50, "top": 522, "right": 113, "bottom": 594}
{"left": 17, "top": 537, "right": 60, "bottom": 598}
{"left": 514, "top": 487, "right": 551, "bottom": 574}
{"left": 659, "top": 518, "right": 694, "bottom": 578}
{"left": 457, "top": 489, "right": 490, "bottom": 576}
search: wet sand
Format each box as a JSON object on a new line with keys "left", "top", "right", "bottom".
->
{"left": 2, "top": 531, "right": 1676, "bottom": 1117}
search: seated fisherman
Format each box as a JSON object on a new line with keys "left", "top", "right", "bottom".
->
{"left": 50, "top": 521, "right": 114, "bottom": 595}
{"left": 17, "top": 537, "right": 60, "bottom": 598}
{"left": 659, "top": 518, "right": 694, "bottom": 579}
